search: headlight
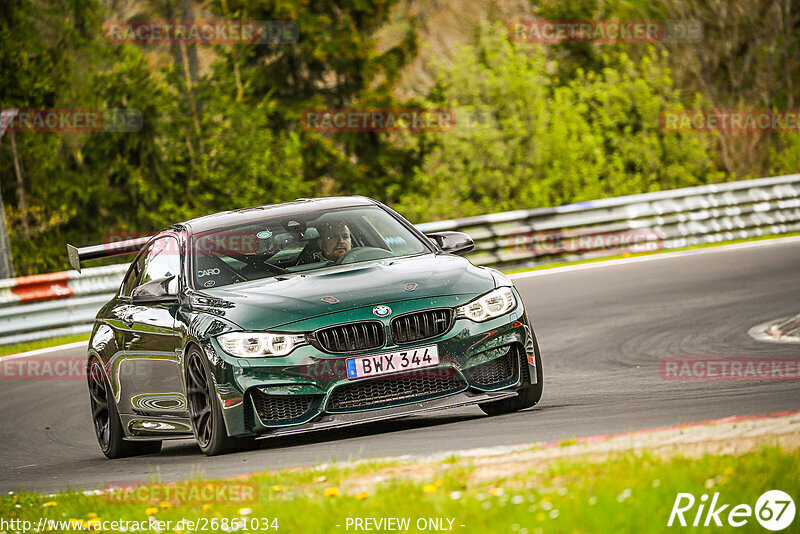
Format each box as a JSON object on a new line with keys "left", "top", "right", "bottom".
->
{"left": 216, "top": 332, "right": 306, "bottom": 357}
{"left": 455, "top": 287, "right": 516, "bottom": 322}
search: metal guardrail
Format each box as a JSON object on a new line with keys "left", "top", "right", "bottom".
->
{"left": 417, "top": 173, "right": 800, "bottom": 267}
{"left": 1, "top": 173, "right": 798, "bottom": 346}
{"left": 0, "top": 265, "right": 128, "bottom": 345}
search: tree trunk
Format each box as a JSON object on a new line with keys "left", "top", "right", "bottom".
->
{"left": 9, "top": 130, "right": 29, "bottom": 238}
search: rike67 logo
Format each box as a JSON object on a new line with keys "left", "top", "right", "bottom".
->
{"left": 668, "top": 490, "right": 795, "bottom": 531}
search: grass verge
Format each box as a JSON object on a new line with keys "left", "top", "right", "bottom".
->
{"left": 0, "top": 333, "right": 89, "bottom": 357}
{"left": 1, "top": 445, "right": 796, "bottom": 533}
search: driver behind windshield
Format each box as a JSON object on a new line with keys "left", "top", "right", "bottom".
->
{"left": 318, "top": 221, "right": 352, "bottom": 262}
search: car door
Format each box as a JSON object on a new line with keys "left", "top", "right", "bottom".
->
{"left": 119, "top": 235, "right": 186, "bottom": 417}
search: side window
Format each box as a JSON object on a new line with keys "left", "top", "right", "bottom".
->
{"left": 136, "top": 237, "right": 180, "bottom": 294}
{"left": 121, "top": 254, "right": 146, "bottom": 297}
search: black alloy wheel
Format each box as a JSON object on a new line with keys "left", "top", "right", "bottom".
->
{"left": 88, "top": 359, "right": 111, "bottom": 450}
{"left": 186, "top": 348, "right": 249, "bottom": 455}
{"left": 88, "top": 358, "right": 162, "bottom": 458}
{"left": 186, "top": 350, "right": 214, "bottom": 448}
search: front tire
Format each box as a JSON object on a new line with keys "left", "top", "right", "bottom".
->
{"left": 479, "top": 346, "right": 543, "bottom": 416}
{"left": 88, "top": 359, "right": 162, "bottom": 459}
{"left": 186, "top": 348, "right": 240, "bottom": 456}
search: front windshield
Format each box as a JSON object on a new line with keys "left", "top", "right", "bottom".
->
{"left": 190, "top": 206, "right": 430, "bottom": 289}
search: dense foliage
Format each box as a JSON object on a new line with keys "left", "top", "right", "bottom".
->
{"left": 1, "top": 0, "right": 798, "bottom": 274}
{"left": 393, "top": 23, "right": 722, "bottom": 221}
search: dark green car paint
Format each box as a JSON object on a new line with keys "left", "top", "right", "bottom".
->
{"left": 84, "top": 197, "right": 541, "bottom": 447}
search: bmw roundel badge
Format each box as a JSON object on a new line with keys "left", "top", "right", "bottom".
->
{"left": 373, "top": 305, "right": 392, "bottom": 317}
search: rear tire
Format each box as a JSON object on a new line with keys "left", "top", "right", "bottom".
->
{"left": 88, "top": 359, "right": 162, "bottom": 459}
{"left": 186, "top": 348, "right": 241, "bottom": 456}
{"left": 479, "top": 345, "right": 543, "bottom": 416}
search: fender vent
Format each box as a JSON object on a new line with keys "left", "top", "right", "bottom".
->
{"left": 250, "top": 390, "right": 318, "bottom": 424}
{"left": 465, "top": 347, "right": 516, "bottom": 386}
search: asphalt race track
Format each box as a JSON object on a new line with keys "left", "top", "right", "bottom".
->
{"left": 2, "top": 239, "right": 798, "bottom": 493}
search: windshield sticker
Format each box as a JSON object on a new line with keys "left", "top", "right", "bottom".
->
{"left": 257, "top": 230, "right": 273, "bottom": 239}
{"left": 198, "top": 268, "right": 220, "bottom": 278}
{"left": 203, "top": 280, "right": 216, "bottom": 288}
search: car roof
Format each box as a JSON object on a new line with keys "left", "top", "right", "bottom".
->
{"left": 183, "top": 196, "right": 379, "bottom": 234}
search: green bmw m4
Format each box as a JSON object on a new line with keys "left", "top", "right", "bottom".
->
{"left": 69, "top": 196, "right": 543, "bottom": 457}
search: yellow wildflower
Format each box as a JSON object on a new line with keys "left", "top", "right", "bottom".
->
{"left": 145, "top": 507, "right": 159, "bottom": 516}
{"left": 356, "top": 492, "right": 369, "bottom": 500}
{"left": 324, "top": 487, "right": 340, "bottom": 497}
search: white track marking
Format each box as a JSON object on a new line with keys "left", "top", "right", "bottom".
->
{"left": 0, "top": 341, "right": 87, "bottom": 362}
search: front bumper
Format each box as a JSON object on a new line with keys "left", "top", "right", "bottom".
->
{"left": 205, "top": 292, "right": 538, "bottom": 437}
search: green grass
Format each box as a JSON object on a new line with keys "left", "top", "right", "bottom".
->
{"left": 502, "top": 231, "right": 800, "bottom": 275}
{"left": 2, "top": 446, "right": 796, "bottom": 533}
{"left": 0, "top": 332, "right": 89, "bottom": 357}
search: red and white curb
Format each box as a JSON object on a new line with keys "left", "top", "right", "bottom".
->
{"left": 0, "top": 264, "right": 127, "bottom": 306}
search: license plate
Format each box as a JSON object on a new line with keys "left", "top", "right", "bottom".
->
{"left": 346, "top": 345, "right": 439, "bottom": 379}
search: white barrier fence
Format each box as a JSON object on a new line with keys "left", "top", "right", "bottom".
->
{"left": 1, "top": 173, "right": 798, "bottom": 346}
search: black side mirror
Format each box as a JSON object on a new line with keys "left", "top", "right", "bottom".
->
{"left": 131, "top": 275, "right": 179, "bottom": 304}
{"left": 426, "top": 231, "right": 475, "bottom": 255}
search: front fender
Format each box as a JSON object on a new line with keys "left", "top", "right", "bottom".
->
{"left": 178, "top": 309, "right": 253, "bottom": 437}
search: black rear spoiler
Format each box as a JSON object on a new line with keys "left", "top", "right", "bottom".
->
{"left": 66, "top": 236, "right": 152, "bottom": 272}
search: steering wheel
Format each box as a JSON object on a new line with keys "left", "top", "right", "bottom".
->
{"left": 334, "top": 246, "right": 394, "bottom": 265}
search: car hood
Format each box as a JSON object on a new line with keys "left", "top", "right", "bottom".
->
{"left": 192, "top": 253, "right": 495, "bottom": 330}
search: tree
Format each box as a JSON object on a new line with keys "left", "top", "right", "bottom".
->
{"left": 393, "top": 22, "right": 722, "bottom": 222}
{"left": 207, "top": 0, "right": 422, "bottom": 201}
